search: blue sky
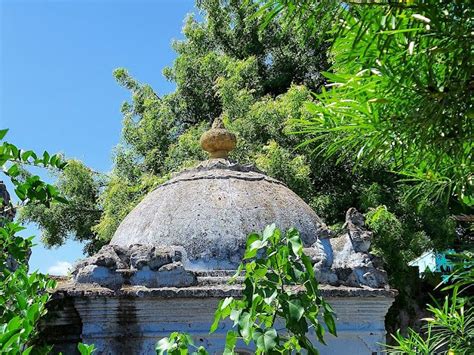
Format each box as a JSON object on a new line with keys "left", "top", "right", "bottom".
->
{"left": 0, "top": 0, "right": 196, "bottom": 274}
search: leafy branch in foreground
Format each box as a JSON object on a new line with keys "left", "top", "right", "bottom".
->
{"left": 387, "top": 288, "right": 473, "bottom": 355}
{"left": 77, "top": 342, "right": 96, "bottom": 355}
{"left": 19, "top": 160, "right": 105, "bottom": 254}
{"left": 156, "top": 225, "right": 336, "bottom": 354}
{"left": 0, "top": 223, "right": 57, "bottom": 355}
{"left": 440, "top": 251, "right": 474, "bottom": 295}
{"left": 0, "top": 128, "right": 68, "bottom": 354}
{"left": 0, "top": 129, "right": 68, "bottom": 207}
{"left": 156, "top": 332, "right": 207, "bottom": 355}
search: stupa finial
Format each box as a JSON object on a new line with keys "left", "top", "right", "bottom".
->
{"left": 200, "top": 117, "right": 236, "bottom": 159}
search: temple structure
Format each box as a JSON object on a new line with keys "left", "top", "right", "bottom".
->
{"left": 44, "top": 120, "right": 396, "bottom": 354}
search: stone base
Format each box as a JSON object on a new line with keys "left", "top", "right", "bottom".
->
{"left": 42, "top": 281, "right": 395, "bottom": 355}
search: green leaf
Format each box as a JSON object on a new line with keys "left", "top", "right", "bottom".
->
{"left": 42, "top": 151, "right": 50, "bottom": 165}
{"left": 324, "top": 311, "right": 337, "bottom": 336}
{"left": 315, "top": 324, "right": 326, "bottom": 345}
{"left": 221, "top": 297, "right": 233, "bottom": 310}
{"left": 0, "top": 129, "right": 8, "bottom": 140}
{"left": 223, "top": 331, "right": 237, "bottom": 355}
{"left": 6, "top": 163, "right": 20, "bottom": 177}
{"left": 21, "top": 150, "right": 37, "bottom": 162}
{"left": 15, "top": 294, "right": 27, "bottom": 309}
{"left": 301, "top": 254, "right": 315, "bottom": 279}
{"left": 288, "top": 299, "right": 305, "bottom": 322}
{"left": 22, "top": 346, "right": 34, "bottom": 355}
{"left": 245, "top": 232, "right": 260, "bottom": 249}
{"left": 77, "top": 343, "right": 96, "bottom": 355}
{"left": 26, "top": 303, "right": 40, "bottom": 323}
{"left": 244, "top": 239, "right": 267, "bottom": 259}
{"left": 238, "top": 312, "right": 252, "bottom": 342}
{"left": 244, "top": 233, "right": 261, "bottom": 259}
{"left": 155, "top": 337, "right": 172, "bottom": 354}
{"left": 1, "top": 331, "right": 21, "bottom": 352}
{"left": 195, "top": 346, "right": 208, "bottom": 355}
{"left": 255, "top": 328, "right": 278, "bottom": 352}
{"left": 6, "top": 316, "right": 22, "bottom": 331}
{"left": 0, "top": 329, "right": 18, "bottom": 349}
{"left": 8, "top": 143, "right": 19, "bottom": 158}
{"left": 54, "top": 195, "right": 69, "bottom": 204}
{"left": 287, "top": 229, "right": 303, "bottom": 256}
{"left": 263, "top": 289, "right": 277, "bottom": 305}
{"left": 262, "top": 223, "right": 276, "bottom": 241}
{"left": 50, "top": 154, "right": 58, "bottom": 167}
{"left": 210, "top": 302, "right": 223, "bottom": 333}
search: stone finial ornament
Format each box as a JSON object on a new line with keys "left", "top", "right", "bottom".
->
{"left": 199, "top": 118, "right": 237, "bottom": 159}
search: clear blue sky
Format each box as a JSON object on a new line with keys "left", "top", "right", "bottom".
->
{"left": 0, "top": 0, "right": 196, "bottom": 274}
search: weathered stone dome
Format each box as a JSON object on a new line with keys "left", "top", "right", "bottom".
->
{"left": 110, "top": 121, "right": 327, "bottom": 269}
{"left": 110, "top": 159, "right": 327, "bottom": 269}
{"left": 77, "top": 139, "right": 387, "bottom": 287}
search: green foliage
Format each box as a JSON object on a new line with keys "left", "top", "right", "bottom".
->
{"left": 0, "top": 223, "right": 57, "bottom": 355}
{"left": 0, "top": 130, "right": 67, "bottom": 207}
{"left": 17, "top": 4, "right": 468, "bottom": 341}
{"left": 366, "top": 206, "right": 405, "bottom": 266}
{"left": 156, "top": 332, "right": 208, "bottom": 355}
{"left": 261, "top": 1, "right": 473, "bottom": 209}
{"left": 213, "top": 224, "right": 336, "bottom": 354}
{"left": 77, "top": 342, "right": 96, "bottom": 355}
{"left": 156, "top": 225, "right": 336, "bottom": 354}
{"left": 254, "top": 140, "right": 313, "bottom": 198}
{"left": 386, "top": 253, "right": 474, "bottom": 354}
{"left": 364, "top": 204, "right": 457, "bottom": 334}
{"left": 365, "top": 205, "right": 431, "bottom": 281}
{"left": 0, "top": 130, "right": 67, "bottom": 354}
{"left": 20, "top": 160, "right": 104, "bottom": 254}
{"left": 441, "top": 251, "right": 474, "bottom": 295}
{"left": 255, "top": 1, "right": 472, "bottom": 335}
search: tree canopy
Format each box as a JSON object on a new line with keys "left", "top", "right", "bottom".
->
{"left": 259, "top": 0, "right": 473, "bottom": 209}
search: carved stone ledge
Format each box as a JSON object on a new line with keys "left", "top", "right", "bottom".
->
{"left": 72, "top": 244, "right": 196, "bottom": 289}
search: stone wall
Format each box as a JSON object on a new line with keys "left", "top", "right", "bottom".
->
{"left": 43, "top": 285, "right": 395, "bottom": 355}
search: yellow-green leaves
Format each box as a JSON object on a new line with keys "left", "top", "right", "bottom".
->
{"left": 155, "top": 332, "right": 208, "bottom": 355}
{"left": 223, "top": 331, "right": 237, "bottom": 355}
{"left": 77, "top": 343, "right": 96, "bottom": 355}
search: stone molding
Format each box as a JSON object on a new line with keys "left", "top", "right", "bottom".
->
{"left": 44, "top": 286, "right": 395, "bottom": 354}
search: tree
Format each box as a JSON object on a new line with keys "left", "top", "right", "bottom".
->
{"left": 257, "top": 0, "right": 473, "bottom": 210}
{"left": 24, "top": 0, "right": 457, "bottom": 250}
{"left": 22, "top": 0, "right": 333, "bottom": 248}
{"left": 255, "top": 0, "right": 474, "bottom": 344}
{"left": 19, "top": 160, "right": 105, "bottom": 255}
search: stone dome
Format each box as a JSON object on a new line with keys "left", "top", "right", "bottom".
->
{"left": 110, "top": 122, "right": 327, "bottom": 270}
